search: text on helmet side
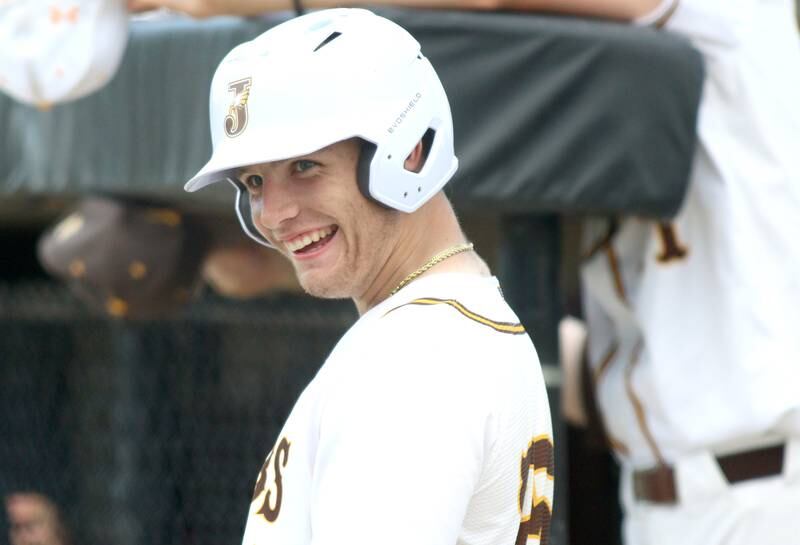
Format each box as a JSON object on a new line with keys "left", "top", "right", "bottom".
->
{"left": 387, "top": 92, "right": 423, "bottom": 135}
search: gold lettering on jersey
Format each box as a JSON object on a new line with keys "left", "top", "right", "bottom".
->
{"left": 224, "top": 77, "right": 252, "bottom": 138}
{"left": 252, "top": 436, "right": 291, "bottom": 523}
{"left": 655, "top": 222, "right": 688, "bottom": 263}
{"left": 516, "top": 436, "right": 554, "bottom": 545}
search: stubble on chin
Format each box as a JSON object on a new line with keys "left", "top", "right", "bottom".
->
{"left": 294, "top": 267, "right": 353, "bottom": 301}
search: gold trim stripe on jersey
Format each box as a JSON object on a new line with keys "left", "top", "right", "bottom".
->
{"left": 386, "top": 297, "right": 526, "bottom": 335}
{"left": 625, "top": 341, "right": 666, "bottom": 465}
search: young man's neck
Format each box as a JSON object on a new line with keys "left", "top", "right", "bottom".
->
{"left": 353, "top": 194, "right": 488, "bottom": 314}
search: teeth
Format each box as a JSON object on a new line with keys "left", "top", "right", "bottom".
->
{"left": 286, "top": 227, "right": 333, "bottom": 252}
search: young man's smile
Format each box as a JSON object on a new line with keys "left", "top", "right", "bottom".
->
{"left": 282, "top": 225, "right": 337, "bottom": 255}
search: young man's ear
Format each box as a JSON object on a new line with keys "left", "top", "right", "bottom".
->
{"left": 404, "top": 140, "right": 425, "bottom": 173}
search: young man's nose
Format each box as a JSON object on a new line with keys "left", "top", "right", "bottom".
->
{"left": 258, "top": 180, "right": 300, "bottom": 230}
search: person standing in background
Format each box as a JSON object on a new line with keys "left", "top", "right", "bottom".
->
{"left": 573, "top": 2, "right": 800, "bottom": 544}
{"left": 5, "top": 493, "right": 71, "bottom": 545}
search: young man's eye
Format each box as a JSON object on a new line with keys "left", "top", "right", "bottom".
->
{"left": 294, "top": 160, "right": 317, "bottom": 173}
{"left": 243, "top": 174, "right": 263, "bottom": 192}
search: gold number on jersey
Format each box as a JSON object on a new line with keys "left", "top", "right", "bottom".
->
{"left": 655, "top": 222, "right": 688, "bottom": 263}
{"left": 516, "top": 436, "right": 555, "bottom": 545}
{"left": 252, "top": 436, "right": 291, "bottom": 523}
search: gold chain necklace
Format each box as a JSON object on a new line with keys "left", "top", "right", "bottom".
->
{"left": 390, "top": 242, "right": 474, "bottom": 296}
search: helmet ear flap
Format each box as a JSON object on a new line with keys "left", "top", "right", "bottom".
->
{"left": 357, "top": 127, "right": 440, "bottom": 210}
{"left": 229, "top": 178, "right": 275, "bottom": 248}
{"left": 357, "top": 140, "right": 386, "bottom": 208}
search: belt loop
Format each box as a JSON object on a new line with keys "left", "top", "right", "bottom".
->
{"left": 621, "top": 464, "right": 638, "bottom": 509}
{"left": 785, "top": 438, "right": 800, "bottom": 484}
{"left": 673, "top": 450, "right": 728, "bottom": 503}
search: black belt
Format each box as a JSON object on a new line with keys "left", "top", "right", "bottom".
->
{"left": 633, "top": 443, "right": 785, "bottom": 504}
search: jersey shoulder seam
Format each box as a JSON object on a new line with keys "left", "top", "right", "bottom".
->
{"left": 382, "top": 297, "right": 526, "bottom": 335}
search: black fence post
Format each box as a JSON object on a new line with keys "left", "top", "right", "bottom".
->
{"left": 497, "top": 213, "right": 567, "bottom": 545}
{"left": 99, "top": 324, "right": 173, "bottom": 545}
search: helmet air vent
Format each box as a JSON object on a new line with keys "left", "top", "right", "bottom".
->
{"left": 313, "top": 32, "right": 342, "bottom": 52}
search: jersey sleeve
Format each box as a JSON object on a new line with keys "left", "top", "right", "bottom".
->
{"left": 309, "top": 313, "right": 496, "bottom": 545}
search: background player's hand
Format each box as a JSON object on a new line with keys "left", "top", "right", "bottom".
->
{"left": 128, "top": 0, "right": 219, "bottom": 17}
{"left": 127, "top": 0, "right": 285, "bottom": 18}
{"left": 559, "top": 315, "right": 589, "bottom": 427}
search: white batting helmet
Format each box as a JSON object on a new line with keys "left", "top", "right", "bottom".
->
{"left": 184, "top": 8, "right": 458, "bottom": 247}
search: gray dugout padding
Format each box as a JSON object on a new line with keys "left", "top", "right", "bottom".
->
{"left": 0, "top": 8, "right": 703, "bottom": 218}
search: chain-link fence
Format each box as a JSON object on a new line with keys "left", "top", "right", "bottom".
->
{"left": 0, "top": 282, "right": 357, "bottom": 545}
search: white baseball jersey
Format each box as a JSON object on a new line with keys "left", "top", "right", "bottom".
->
{"left": 581, "top": 0, "right": 800, "bottom": 468}
{"left": 241, "top": 273, "right": 554, "bottom": 545}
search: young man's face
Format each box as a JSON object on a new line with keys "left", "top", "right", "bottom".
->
{"left": 239, "top": 138, "right": 401, "bottom": 300}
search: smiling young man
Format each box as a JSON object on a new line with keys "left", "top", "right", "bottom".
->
{"left": 184, "top": 9, "right": 554, "bottom": 545}
{"left": 234, "top": 137, "right": 484, "bottom": 313}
